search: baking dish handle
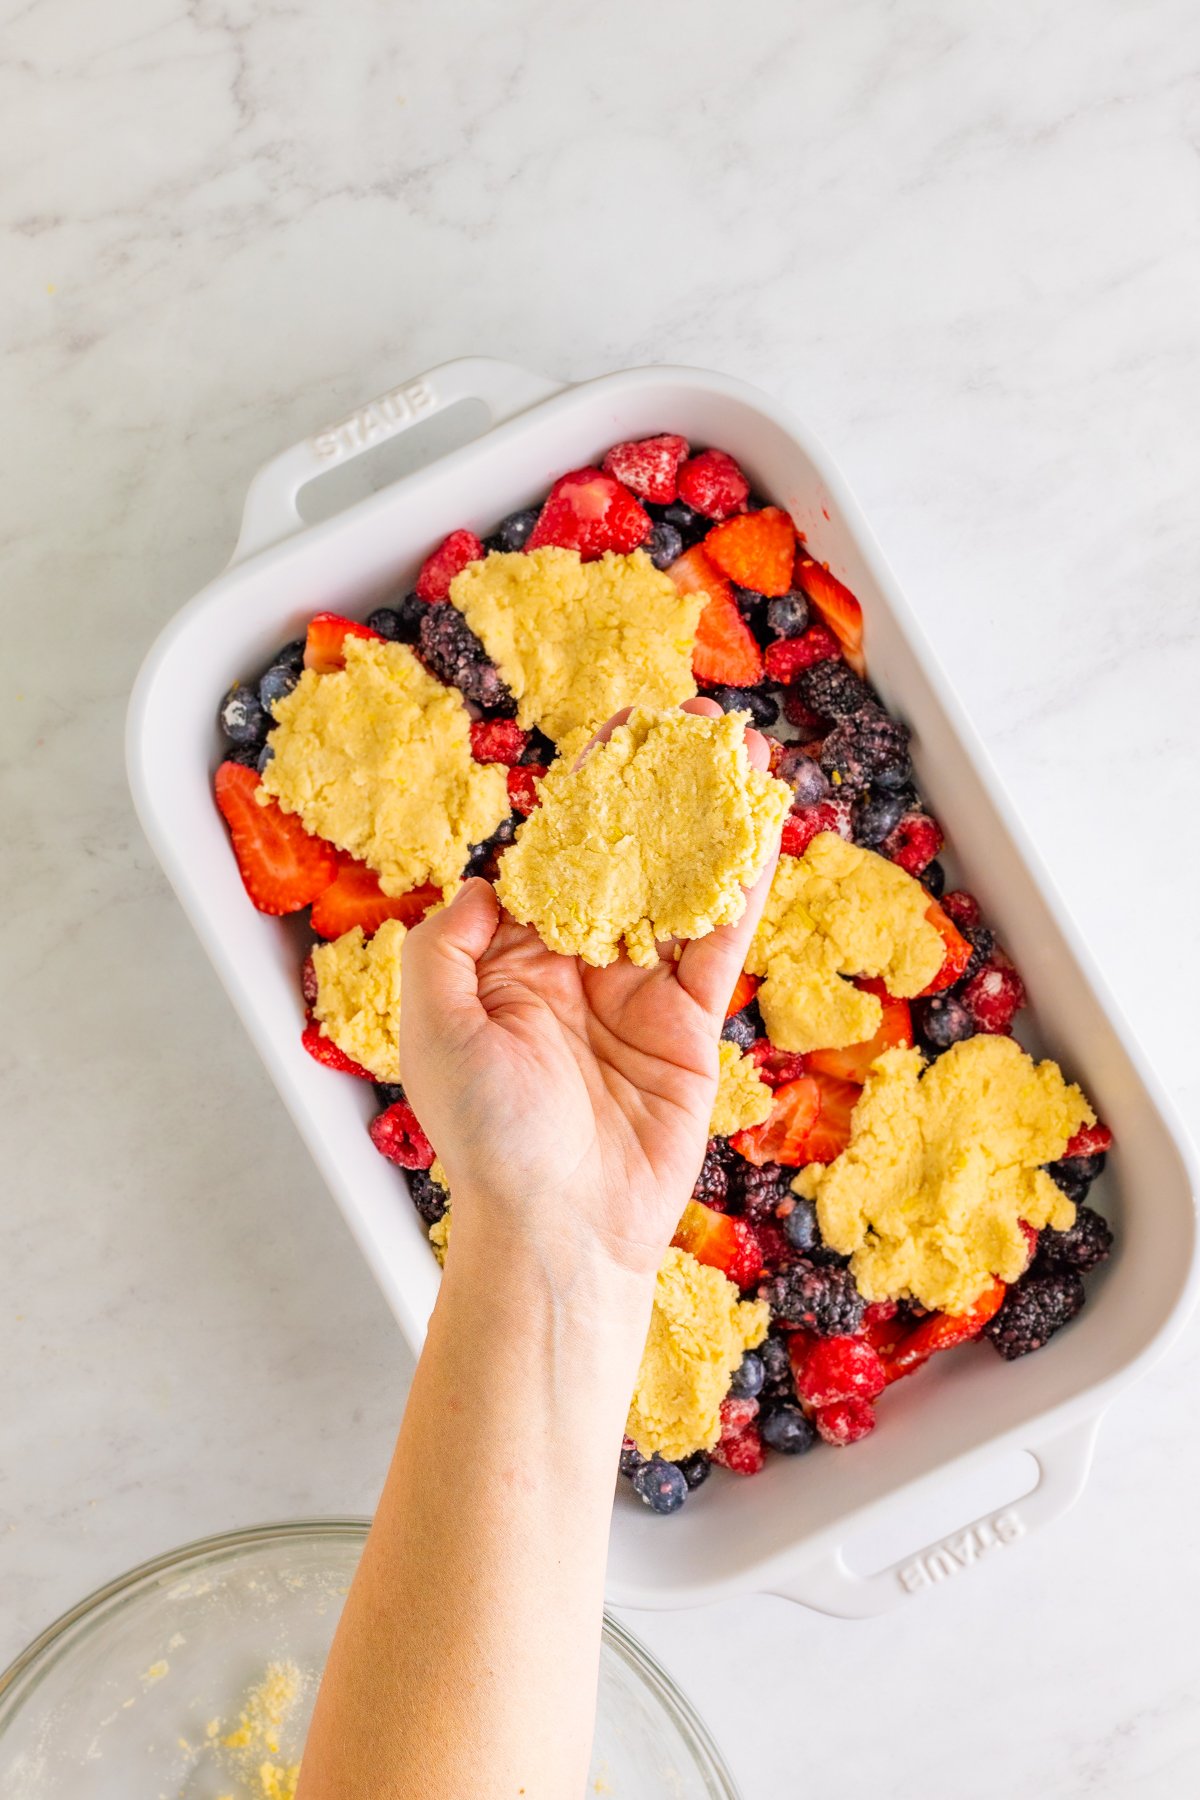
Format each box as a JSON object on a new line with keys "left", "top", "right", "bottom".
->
{"left": 231, "top": 357, "right": 565, "bottom": 563}
{"left": 770, "top": 1415, "right": 1102, "bottom": 1618}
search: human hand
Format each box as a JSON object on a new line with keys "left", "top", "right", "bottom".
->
{"left": 399, "top": 699, "right": 780, "bottom": 1288}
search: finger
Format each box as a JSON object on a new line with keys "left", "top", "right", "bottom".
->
{"left": 400, "top": 878, "right": 500, "bottom": 1047}
{"left": 744, "top": 724, "right": 770, "bottom": 771}
{"left": 679, "top": 695, "right": 723, "bottom": 719}
{"left": 571, "top": 706, "right": 633, "bottom": 771}
{"left": 674, "top": 831, "right": 781, "bottom": 1022}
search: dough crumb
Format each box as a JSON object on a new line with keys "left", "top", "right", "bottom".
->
{"left": 710, "top": 1038, "right": 773, "bottom": 1138}
{"left": 311, "top": 917, "right": 406, "bottom": 1082}
{"left": 496, "top": 705, "right": 790, "bottom": 967}
{"left": 212, "top": 1660, "right": 303, "bottom": 1800}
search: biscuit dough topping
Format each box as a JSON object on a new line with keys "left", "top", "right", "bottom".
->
{"left": 496, "top": 705, "right": 791, "bottom": 967}
{"left": 746, "top": 832, "right": 944, "bottom": 1052}
{"left": 710, "top": 1038, "right": 773, "bottom": 1138}
{"left": 449, "top": 547, "right": 704, "bottom": 757}
{"left": 260, "top": 637, "right": 509, "bottom": 897}
{"left": 311, "top": 917, "right": 406, "bottom": 1082}
{"left": 793, "top": 1034, "right": 1094, "bottom": 1314}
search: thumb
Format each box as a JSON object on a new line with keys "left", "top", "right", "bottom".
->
{"left": 400, "top": 878, "right": 500, "bottom": 1041}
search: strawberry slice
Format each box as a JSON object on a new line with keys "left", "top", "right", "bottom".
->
{"left": 415, "top": 529, "right": 485, "bottom": 603}
{"left": 601, "top": 434, "right": 689, "bottom": 503}
{"left": 794, "top": 555, "right": 863, "bottom": 652}
{"left": 526, "top": 468, "right": 651, "bottom": 560}
{"left": 303, "top": 612, "right": 386, "bottom": 674}
{"left": 300, "top": 1019, "right": 376, "bottom": 1080}
{"left": 704, "top": 507, "right": 796, "bottom": 596}
{"left": 795, "top": 1070, "right": 860, "bottom": 1165}
{"left": 665, "top": 545, "right": 764, "bottom": 686}
{"left": 311, "top": 855, "right": 439, "bottom": 939}
{"left": 730, "top": 1075, "right": 822, "bottom": 1167}
{"left": 469, "top": 718, "right": 529, "bottom": 765}
{"left": 672, "top": 1200, "right": 763, "bottom": 1288}
{"left": 916, "top": 898, "right": 974, "bottom": 996}
{"left": 881, "top": 1278, "right": 1006, "bottom": 1385}
{"left": 725, "top": 969, "right": 761, "bottom": 1018}
{"left": 1065, "top": 1121, "right": 1113, "bottom": 1159}
{"left": 507, "top": 765, "right": 546, "bottom": 816}
{"left": 807, "top": 993, "right": 913, "bottom": 1084}
{"left": 763, "top": 624, "right": 842, "bottom": 683}
{"left": 676, "top": 449, "right": 750, "bottom": 520}
{"left": 214, "top": 761, "right": 338, "bottom": 915}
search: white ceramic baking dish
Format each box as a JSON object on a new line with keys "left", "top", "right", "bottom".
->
{"left": 127, "top": 358, "right": 1198, "bottom": 1617}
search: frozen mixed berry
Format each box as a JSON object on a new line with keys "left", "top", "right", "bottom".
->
{"left": 676, "top": 448, "right": 749, "bottom": 519}
{"left": 267, "top": 637, "right": 306, "bottom": 673}
{"left": 915, "top": 991, "right": 976, "bottom": 1052}
{"left": 940, "top": 890, "right": 983, "bottom": 930}
{"left": 766, "top": 591, "right": 810, "bottom": 638}
{"left": 507, "top": 764, "right": 546, "bottom": 816}
{"left": 729, "top": 1350, "right": 766, "bottom": 1399}
{"left": 676, "top": 1450, "right": 712, "bottom": 1490}
{"left": 469, "top": 718, "right": 529, "bottom": 765}
{"left": 300, "top": 954, "right": 319, "bottom": 1007}
{"left": 781, "top": 1195, "right": 819, "bottom": 1253}
{"left": 489, "top": 504, "right": 540, "bottom": 553}
{"left": 819, "top": 709, "right": 911, "bottom": 790}
{"left": 519, "top": 726, "right": 556, "bottom": 766}
{"left": 619, "top": 1436, "right": 645, "bottom": 1478}
{"left": 956, "top": 923, "right": 995, "bottom": 987}
{"left": 711, "top": 1397, "right": 765, "bottom": 1474}
{"left": 758, "top": 1333, "right": 794, "bottom": 1399}
{"left": 794, "top": 659, "right": 873, "bottom": 720}
{"left": 774, "top": 746, "right": 831, "bottom": 807}
{"left": 369, "top": 1101, "right": 435, "bottom": 1170}
{"left": 923, "top": 858, "right": 946, "bottom": 898}
{"left": 816, "top": 1395, "right": 877, "bottom": 1446}
{"left": 219, "top": 682, "right": 269, "bottom": 748}
{"left": 780, "top": 796, "right": 854, "bottom": 857}
{"left": 527, "top": 468, "right": 651, "bottom": 559}
{"left": 1036, "top": 1204, "right": 1113, "bottom": 1273}
{"left": 631, "top": 1455, "right": 689, "bottom": 1514}
{"left": 415, "top": 528, "right": 485, "bottom": 603}
{"left": 764, "top": 625, "right": 842, "bottom": 683}
{"left": 693, "top": 1143, "right": 732, "bottom": 1209}
{"left": 737, "top": 1161, "right": 793, "bottom": 1224}
{"left": 601, "top": 434, "right": 690, "bottom": 503}
{"left": 367, "top": 592, "right": 426, "bottom": 643}
{"left": 760, "top": 1403, "right": 817, "bottom": 1455}
{"left": 761, "top": 1262, "right": 866, "bottom": 1337}
{"left": 418, "top": 605, "right": 513, "bottom": 710}
{"left": 258, "top": 661, "right": 299, "bottom": 713}
{"left": 985, "top": 1269, "right": 1086, "bottom": 1359}
{"left": 1046, "top": 1150, "right": 1106, "bottom": 1199}
{"left": 373, "top": 1080, "right": 406, "bottom": 1108}
{"left": 746, "top": 1039, "right": 807, "bottom": 1089}
{"left": 721, "top": 1009, "right": 758, "bottom": 1051}
{"left": 794, "top": 1335, "right": 887, "bottom": 1406}
{"left": 657, "top": 499, "right": 708, "bottom": 547}
{"left": 646, "top": 519, "right": 684, "bottom": 569}
{"left": 853, "top": 787, "right": 908, "bottom": 848}
{"left": 961, "top": 961, "right": 1026, "bottom": 1034}
{"left": 881, "top": 810, "right": 943, "bottom": 876}
{"left": 704, "top": 683, "right": 779, "bottom": 727}
{"left": 407, "top": 1168, "right": 448, "bottom": 1226}
{"left": 464, "top": 813, "right": 518, "bottom": 879}
{"left": 781, "top": 687, "right": 829, "bottom": 736}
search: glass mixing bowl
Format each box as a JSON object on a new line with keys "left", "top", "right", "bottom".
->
{"left": 0, "top": 1519, "right": 739, "bottom": 1798}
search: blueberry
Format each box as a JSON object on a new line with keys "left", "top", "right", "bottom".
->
{"left": 619, "top": 1439, "right": 646, "bottom": 1478}
{"left": 916, "top": 992, "right": 975, "bottom": 1050}
{"left": 721, "top": 1009, "right": 758, "bottom": 1051}
{"left": 224, "top": 743, "right": 261, "bottom": 768}
{"left": 853, "top": 787, "right": 908, "bottom": 848}
{"left": 739, "top": 687, "right": 780, "bottom": 728}
{"left": 660, "top": 500, "right": 708, "bottom": 547}
{"left": 365, "top": 606, "right": 402, "bottom": 640}
{"left": 957, "top": 923, "right": 995, "bottom": 987}
{"left": 760, "top": 1403, "right": 817, "bottom": 1455}
{"left": 219, "top": 683, "right": 269, "bottom": 747}
{"left": 759, "top": 1334, "right": 794, "bottom": 1398}
{"left": 374, "top": 1082, "right": 406, "bottom": 1108}
{"left": 465, "top": 813, "right": 519, "bottom": 878}
{"left": 766, "top": 592, "right": 810, "bottom": 638}
{"left": 631, "top": 1455, "right": 689, "bottom": 1514}
{"left": 775, "top": 746, "right": 830, "bottom": 807}
{"left": 676, "top": 1450, "right": 712, "bottom": 1490}
{"left": 520, "top": 726, "right": 556, "bottom": 766}
{"left": 256, "top": 742, "right": 274, "bottom": 774}
{"left": 258, "top": 662, "right": 299, "bottom": 712}
{"left": 270, "top": 638, "right": 306, "bottom": 673}
{"left": 491, "top": 505, "right": 540, "bottom": 553}
{"left": 732, "top": 584, "right": 770, "bottom": 628}
{"left": 923, "top": 858, "right": 946, "bottom": 898}
{"left": 783, "top": 1197, "right": 819, "bottom": 1252}
{"left": 368, "top": 592, "right": 427, "bottom": 644}
{"left": 646, "top": 520, "right": 683, "bottom": 570}
{"left": 729, "top": 1351, "right": 765, "bottom": 1399}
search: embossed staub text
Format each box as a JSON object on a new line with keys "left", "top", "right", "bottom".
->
{"left": 897, "top": 1509, "right": 1024, "bottom": 1595}
{"left": 311, "top": 379, "right": 438, "bottom": 461}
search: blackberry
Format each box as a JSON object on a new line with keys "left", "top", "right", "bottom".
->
{"left": 721, "top": 1009, "right": 758, "bottom": 1051}
{"left": 819, "top": 709, "right": 911, "bottom": 791}
{"left": 1046, "top": 1151, "right": 1106, "bottom": 1194}
{"left": 418, "top": 606, "right": 513, "bottom": 711}
{"left": 766, "top": 591, "right": 810, "bottom": 638}
{"left": 408, "top": 1169, "right": 448, "bottom": 1226}
{"left": 774, "top": 746, "right": 830, "bottom": 807}
{"left": 490, "top": 505, "right": 540, "bottom": 553}
{"left": 984, "top": 1269, "right": 1085, "bottom": 1359}
{"left": 923, "top": 858, "right": 946, "bottom": 898}
{"left": 957, "top": 923, "right": 995, "bottom": 988}
{"left": 657, "top": 500, "right": 708, "bottom": 548}
{"left": 647, "top": 519, "right": 683, "bottom": 569}
{"left": 464, "top": 813, "right": 518, "bottom": 879}
{"left": 368, "top": 591, "right": 426, "bottom": 644}
{"left": 761, "top": 1261, "right": 866, "bottom": 1336}
{"left": 761, "top": 1403, "right": 817, "bottom": 1456}
{"left": 737, "top": 1161, "right": 792, "bottom": 1225}
{"left": 374, "top": 1081, "right": 406, "bottom": 1108}
{"left": 853, "top": 787, "right": 908, "bottom": 848}
{"left": 219, "top": 683, "right": 269, "bottom": 748}
{"left": 758, "top": 1333, "right": 795, "bottom": 1399}
{"left": 692, "top": 1144, "right": 731, "bottom": 1210}
{"left": 740, "top": 998, "right": 766, "bottom": 1039}
{"left": 258, "top": 661, "right": 299, "bottom": 712}
{"left": 731, "top": 584, "right": 770, "bottom": 632}
{"left": 782, "top": 1196, "right": 819, "bottom": 1253}
{"left": 631, "top": 1455, "right": 689, "bottom": 1514}
{"left": 619, "top": 1438, "right": 646, "bottom": 1478}
{"left": 729, "top": 1351, "right": 765, "bottom": 1399}
{"left": 1037, "top": 1205, "right": 1113, "bottom": 1273}
{"left": 676, "top": 1450, "right": 712, "bottom": 1490}
{"left": 915, "top": 992, "right": 975, "bottom": 1052}
{"left": 796, "top": 660, "right": 873, "bottom": 720}
{"left": 519, "top": 726, "right": 556, "bottom": 765}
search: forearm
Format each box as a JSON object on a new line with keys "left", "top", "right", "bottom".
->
{"left": 297, "top": 1207, "right": 656, "bottom": 1800}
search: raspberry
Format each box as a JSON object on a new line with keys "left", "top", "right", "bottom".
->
{"left": 368, "top": 1101, "right": 435, "bottom": 1169}
{"left": 415, "top": 529, "right": 485, "bottom": 603}
{"left": 794, "top": 660, "right": 873, "bottom": 720}
{"left": 300, "top": 954, "right": 319, "bottom": 1007}
{"left": 940, "top": 890, "right": 982, "bottom": 931}
{"left": 819, "top": 709, "right": 911, "bottom": 790}
{"left": 676, "top": 448, "right": 750, "bottom": 519}
{"left": 711, "top": 1395, "right": 765, "bottom": 1474}
{"left": 719, "top": 1395, "right": 759, "bottom": 1435}
{"left": 507, "top": 765, "right": 547, "bottom": 816}
{"left": 764, "top": 625, "right": 842, "bottom": 683}
{"left": 816, "top": 1395, "right": 877, "bottom": 1446}
{"left": 761, "top": 1262, "right": 866, "bottom": 1337}
{"left": 418, "top": 605, "right": 512, "bottom": 710}
{"left": 961, "top": 961, "right": 1026, "bottom": 1034}
{"left": 780, "top": 796, "right": 853, "bottom": 857}
{"left": 781, "top": 689, "right": 828, "bottom": 736}
{"left": 880, "top": 810, "right": 943, "bottom": 876}
{"left": 1065, "top": 1122, "right": 1113, "bottom": 1159}
{"left": 984, "top": 1269, "right": 1085, "bottom": 1359}
{"left": 601, "top": 434, "right": 690, "bottom": 503}
{"left": 746, "top": 1038, "right": 808, "bottom": 1089}
{"left": 469, "top": 718, "right": 529, "bottom": 765}
{"left": 795, "top": 1336, "right": 887, "bottom": 1406}
{"left": 1036, "top": 1205, "right": 1113, "bottom": 1273}
{"left": 755, "top": 1220, "right": 794, "bottom": 1272}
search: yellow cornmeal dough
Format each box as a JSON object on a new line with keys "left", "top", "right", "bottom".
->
{"left": 450, "top": 547, "right": 704, "bottom": 757}
{"left": 209, "top": 1660, "right": 302, "bottom": 1800}
{"left": 496, "top": 705, "right": 791, "bottom": 968}
{"left": 710, "top": 1038, "right": 773, "bottom": 1138}
{"left": 429, "top": 1211, "right": 451, "bottom": 1265}
{"left": 746, "top": 832, "right": 944, "bottom": 1053}
{"left": 793, "top": 1035, "right": 1095, "bottom": 1314}
{"left": 311, "top": 918, "right": 406, "bottom": 1083}
{"left": 260, "top": 636, "right": 509, "bottom": 896}
{"left": 627, "top": 1247, "right": 769, "bottom": 1460}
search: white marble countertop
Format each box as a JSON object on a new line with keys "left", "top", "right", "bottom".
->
{"left": 4, "top": 0, "right": 1199, "bottom": 1792}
